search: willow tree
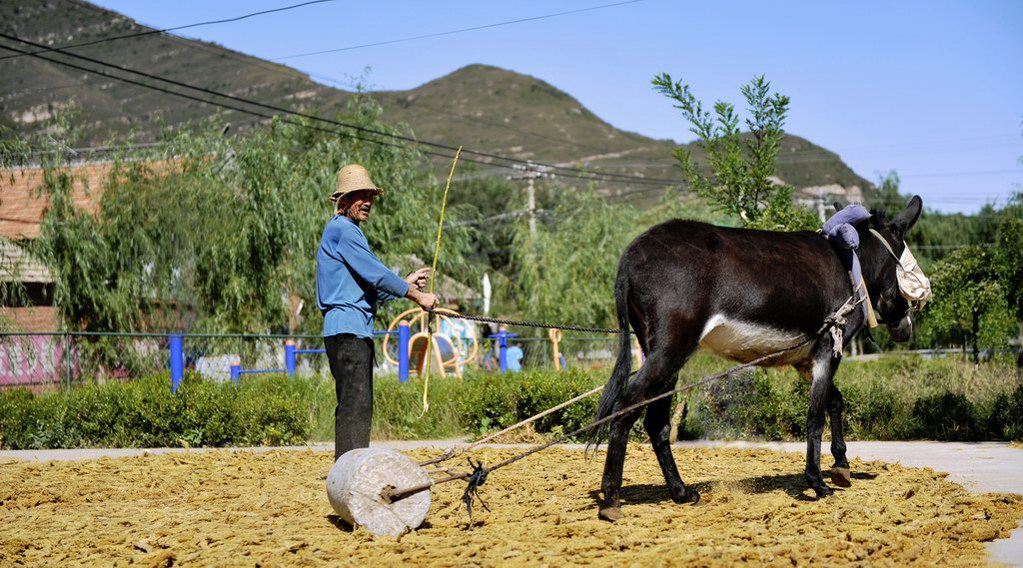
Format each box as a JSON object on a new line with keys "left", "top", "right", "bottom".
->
{"left": 508, "top": 187, "right": 638, "bottom": 330}
{"left": 26, "top": 97, "right": 480, "bottom": 334}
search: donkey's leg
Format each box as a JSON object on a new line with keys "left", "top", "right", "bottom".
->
{"left": 804, "top": 346, "right": 840, "bottom": 498}
{"left": 599, "top": 346, "right": 690, "bottom": 521}
{"left": 828, "top": 383, "right": 852, "bottom": 488}
{"left": 598, "top": 381, "right": 646, "bottom": 522}
{"left": 644, "top": 395, "right": 700, "bottom": 505}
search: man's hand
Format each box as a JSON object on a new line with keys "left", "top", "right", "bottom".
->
{"left": 406, "top": 288, "right": 438, "bottom": 311}
{"left": 405, "top": 267, "right": 431, "bottom": 291}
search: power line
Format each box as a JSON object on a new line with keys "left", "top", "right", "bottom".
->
{"left": 0, "top": 33, "right": 679, "bottom": 188}
{"left": 11, "top": 3, "right": 1020, "bottom": 188}
{"left": 11, "top": 5, "right": 1016, "bottom": 181}
{"left": 0, "top": 0, "right": 341, "bottom": 62}
{"left": 24, "top": 0, "right": 656, "bottom": 174}
{"left": 0, "top": 46, "right": 663, "bottom": 189}
{"left": 914, "top": 243, "right": 996, "bottom": 250}
{"left": 273, "top": 0, "right": 645, "bottom": 60}
{"left": 4, "top": 25, "right": 661, "bottom": 177}
{"left": 901, "top": 169, "right": 1021, "bottom": 179}
{"left": 0, "top": 42, "right": 468, "bottom": 164}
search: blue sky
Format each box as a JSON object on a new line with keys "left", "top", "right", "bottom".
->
{"left": 91, "top": 0, "right": 1023, "bottom": 214}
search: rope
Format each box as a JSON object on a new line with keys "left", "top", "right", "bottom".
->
{"left": 418, "top": 383, "right": 606, "bottom": 467}
{"left": 426, "top": 309, "right": 623, "bottom": 334}
{"left": 382, "top": 293, "right": 862, "bottom": 509}
{"left": 421, "top": 146, "right": 462, "bottom": 416}
{"left": 382, "top": 345, "right": 805, "bottom": 505}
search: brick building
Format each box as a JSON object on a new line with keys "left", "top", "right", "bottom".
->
{"left": 1, "top": 162, "right": 108, "bottom": 331}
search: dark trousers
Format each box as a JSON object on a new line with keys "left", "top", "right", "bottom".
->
{"left": 324, "top": 334, "right": 375, "bottom": 461}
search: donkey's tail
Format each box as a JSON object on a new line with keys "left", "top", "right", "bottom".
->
{"left": 588, "top": 266, "right": 634, "bottom": 451}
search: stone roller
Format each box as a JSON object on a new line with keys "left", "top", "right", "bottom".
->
{"left": 326, "top": 448, "right": 434, "bottom": 537}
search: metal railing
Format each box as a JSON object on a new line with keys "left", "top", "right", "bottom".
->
{"left": 0, "top": 326, "right": 623, "bottom": 393}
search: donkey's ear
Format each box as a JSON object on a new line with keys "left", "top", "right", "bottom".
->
{"left": 833, "top": 202, "right": 844, "bottom": 212}
{"left": 892, "top": 195, "right": 923, "bottom": 233}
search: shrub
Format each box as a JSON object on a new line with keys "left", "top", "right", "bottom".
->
{"left": 912, "top": 391, "right": 980, "bottom": 441}
{"left": 686, "top": 370, "right": 807, "bottom": 441}
{"left": 0, "top": 373, "right": 310, "bottom": 449}
{"left": 457, "top": 369, "right": 603, "bottom": 439}
{"left": 841, "top": 379, "right": 913, "bottom": 440}
{"left": 988, "top": 383, "right": 1023, "bottom": 441}
{"left": 2, "top": 356, "right": 1020, "bottom": 449}
{"left": 0, "top": 389, "right": 41, "bottom": 448}
{"left": 370, "top": 376, "right": 463, "bottom": 440}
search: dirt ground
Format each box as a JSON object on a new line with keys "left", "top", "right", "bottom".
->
{"left": 1, "top": 446, "right": 1021, "bottom": 566}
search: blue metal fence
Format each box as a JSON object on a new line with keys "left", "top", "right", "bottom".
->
{"left": 0, "top": 327, "right": 624, "bottom": 393}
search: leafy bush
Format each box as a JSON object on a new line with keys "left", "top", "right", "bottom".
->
{"left": 457, "top": 368, "right": 603, "bottom": 439}
{"left": 911, "top": 391, "right": 979, "bottom": 441}
{"left": 988, "top": 383, "right": 1023, "bottom": 441}
{"left": 371, "top": 376, "right": 463, "bottom": 440}
{"left": 2, "top": 356, "right": 1021, "bottom": 450}
{"left": 0, "top": 373, "right": 310, "bottom": 449}
{"left": 840, "top": 379, "right": 913, "bottom": 440}
{"left": 686, "top": 370, "right": 808, "bottom": 440}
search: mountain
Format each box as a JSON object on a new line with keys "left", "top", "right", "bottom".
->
{"left": 0, "top": 1, "right": 874, "bottom": 202}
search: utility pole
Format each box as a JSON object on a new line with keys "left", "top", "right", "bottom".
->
{"left": 508, "top": 161, "right": 552, "bottom": 239}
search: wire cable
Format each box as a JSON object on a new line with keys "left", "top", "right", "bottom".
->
{"left": 0, "top": 0, "right": 341, "bottom": 62}
{"left": 0, "top": 33, "right": 680, "bottom": 187}
{"left": 273, "top": 0, "right": 644, "bottom": 60}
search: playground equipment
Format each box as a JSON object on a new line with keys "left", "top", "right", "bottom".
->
{"left": 170, "top": 330, "right": 414, "bottom": 393}
{"left": 548, "top": 328, "right": 567, "bottom": 371}
{"left": 382, "top": 308, "right": 479, "bottom": 378}
{"left": 487, "top": 329, "right": 518, "bottom": 373}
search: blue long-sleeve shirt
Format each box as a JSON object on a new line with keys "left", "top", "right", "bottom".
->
{"left": 316, "top": 215, "right": 409, "bottom": 338}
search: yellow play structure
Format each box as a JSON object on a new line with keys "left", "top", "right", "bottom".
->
{"left": 382, "top": 307, "right": 480, "bottom": 378}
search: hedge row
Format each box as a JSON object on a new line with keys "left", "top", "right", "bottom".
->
{"left": 0, "top": 373, "right": 311, "bottom": 449}
{"left": 682, "top": 356, "right": 1023, "bottom": 442}
{"left": 1, "top": 356, "right": 1021, "bottom": 450}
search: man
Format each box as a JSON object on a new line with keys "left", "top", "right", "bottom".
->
{"left": 317, "top": 164, "right": 437, "bottom": 461}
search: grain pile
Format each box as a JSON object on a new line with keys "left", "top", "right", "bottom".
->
{"left": 2, "top": 446, "right": 1020, "bottom": 566}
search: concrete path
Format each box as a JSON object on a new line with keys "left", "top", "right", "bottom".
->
{"left": 3, "top": 440, "right": 1021, "bottom": 565}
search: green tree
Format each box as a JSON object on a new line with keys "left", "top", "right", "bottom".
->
{"left": 872, "top": 171, "right": 905, "bottom": 211}
{"left": 924, "top": 246, "right": 1014, "bottom": 362}
{"left": 23, "top": 97, "right": 481, "bottom": 334}
{"left": 509, "top": 187, "right": 638, "bottom": 329}
{"left": 994, "top": 192, "right": 1023, "bottom": 350}
{"left": 652, "top": 74, "right": 817, "bottom": 231}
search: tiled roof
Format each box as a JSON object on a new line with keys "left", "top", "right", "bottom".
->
{"left": 0, "top": 239, "right": 52, "bottom": 283}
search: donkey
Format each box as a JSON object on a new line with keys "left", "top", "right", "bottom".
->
{"left": 593, "top": 196, "right": 924, "bottom": 522}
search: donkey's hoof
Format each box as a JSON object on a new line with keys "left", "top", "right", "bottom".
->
{"left": 675, "top": 488, "right": 701, "bottom": 506}
{"left": 812, "top": 484, "right": 835, "bottom": 498}
{"left": 831, "top": 467, "right": 852, "bottom": 488}
{"left": 598, "top": 506, "right": 624, "bottom": 522}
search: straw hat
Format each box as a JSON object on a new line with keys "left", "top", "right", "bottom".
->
{"left": 331, "top": 164, "right": 384, "bottom": 201}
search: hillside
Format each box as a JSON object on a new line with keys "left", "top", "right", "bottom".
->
{"left": 0, "top": 0, "right": 873, "bottom": 201}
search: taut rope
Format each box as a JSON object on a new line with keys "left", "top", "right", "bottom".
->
{"left": 383, "top": 293, "right": 863, "bottom": 519}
